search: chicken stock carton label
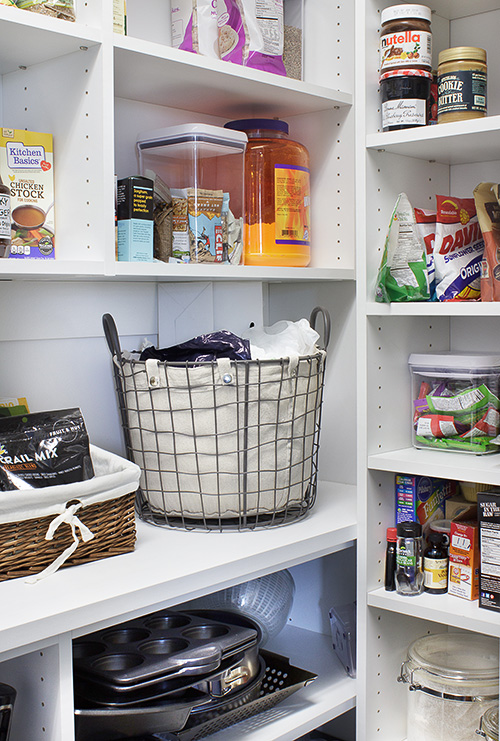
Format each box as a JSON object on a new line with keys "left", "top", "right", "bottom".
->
{"left": 0, "top": 129, "right": 55, "bottom": 259}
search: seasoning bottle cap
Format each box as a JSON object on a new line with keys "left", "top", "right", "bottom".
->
{"left": 387, "top": 527, "right": 398, "bottom": 541}
{"left": 225, "top": 118, "right": 289, "bottom": 135}
{"left": 427, "top": 530, "right": 445, "bottom": 545}
{"left": 381, "top": 4, "right": 432, "bottom": 25}
{"left": 397, "top": 521, "right": 422, "bottom": 537}
{"left": 438, "top": 46, "right": 487, "bottom": 66}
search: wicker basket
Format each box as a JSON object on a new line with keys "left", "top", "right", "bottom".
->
{"left": 0, "top": 445, "right": 141, "bottom": 583}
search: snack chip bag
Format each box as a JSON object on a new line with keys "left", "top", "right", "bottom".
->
{"left": 433, "top": 195, "right": 484, "bottom": 301}
{"left": 414, "top": 207, "right": 436, "bottom": 300}
{"left": 473, "top": 182, "right": 500, "bottom": 302}
{"left": 375, "top": 192, "right": 430, "bottom": 303}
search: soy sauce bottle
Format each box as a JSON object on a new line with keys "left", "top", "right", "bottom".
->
{"left": 0, "top": 175, "right": 11, "bottom": 258}
{"left": 423, "top": 531, "right": 448, "bottom": 594}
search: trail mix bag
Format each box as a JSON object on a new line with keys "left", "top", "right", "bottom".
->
{"left": 16, "top": 0, "right": 75, "bottom": 20}
{"left": 171, "top": 0, "right": 219, "bottom": 58}
{"left": 0, "top": 408, "right": 94, "bottom": 491}
{"left": 433, "top": 196, "right": 484, "bottom": 301}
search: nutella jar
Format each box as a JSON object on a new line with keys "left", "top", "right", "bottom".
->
{"left": 437, "top": 47, "right": 487, "bottom": 124}
{"left": 380, "top": 4, "right": 432, "bottom": 74}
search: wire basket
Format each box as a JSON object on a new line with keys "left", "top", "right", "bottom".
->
{"left": 103, "top": 309, "right": 330, "bottom": 532}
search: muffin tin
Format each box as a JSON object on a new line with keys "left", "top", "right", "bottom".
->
{"left": 73, "top": 610, "right": 260, "bottom": 706}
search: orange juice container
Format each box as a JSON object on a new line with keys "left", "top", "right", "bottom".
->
{"left": 224, "top": 118, "right": 310, "bottom": 267}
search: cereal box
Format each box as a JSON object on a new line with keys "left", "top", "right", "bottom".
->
{"left": 0, "top": 128, "right": 55, "bottom": 259}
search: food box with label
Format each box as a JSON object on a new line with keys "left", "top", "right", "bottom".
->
{"left": 448, "top": 506, "right": 479, "bottom": 600}
{"left": 478, "top": 490, "right": 500, "bottom": 613}
{"left": 395, "top": 474, "right": 456, "bottom": 536}
{"left": 136, "top": 124, "right": 246, "bottom": 265}
{"left": 409, "top": 352, "right": 500, "bottom": 454}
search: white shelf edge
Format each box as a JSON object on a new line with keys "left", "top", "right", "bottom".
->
{"left": 113, "top": 35, "right": 353, "bottom": 109}
{"left": 207, "top": 626, "right": 356, "bottom": 741}
{"left": 368, "top": 587, "right": 500, "bottom": 638}
{"left": 365, "top": 301, "right": 500, "bottom": 317}
{"left": 0, "top": 262, "right": 355, "bottom": 282}
{"left": 365, "top": 115, "right": 500, "bottom": 166}
{"left": 367, "top": 447, "right": 500, "bottom": 486}
{"left": 0, "top": 481, "right": 356, "bottom": 656}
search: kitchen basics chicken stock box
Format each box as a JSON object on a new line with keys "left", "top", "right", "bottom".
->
{"left": 0, "top": 128, "right": 55, "bottom": 259}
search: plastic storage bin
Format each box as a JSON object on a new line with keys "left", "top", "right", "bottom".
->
{"left": 136, "top": 123, "right": 247, "bottom": 265}
{"left": 409, "top": 352, "right": 500, "bottom": 454}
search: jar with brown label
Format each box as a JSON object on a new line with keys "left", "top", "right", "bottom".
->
{"left": 437, "top": 47, "right": 487, "bottom": 124}
{"left": 379, "top": 4, "right": 432, "bottom": 74}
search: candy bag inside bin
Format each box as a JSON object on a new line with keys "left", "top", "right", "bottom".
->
{"left": 375, "top": 193, "right": 430, "bottom": 303}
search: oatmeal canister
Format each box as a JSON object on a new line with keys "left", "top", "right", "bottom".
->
{"left": 437, "top": 47, "right": 487, "bottom": 123}
{"left": 379, "top": 4, "right": 432, "bottom": 74}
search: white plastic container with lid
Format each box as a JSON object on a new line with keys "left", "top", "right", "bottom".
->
{"left": 398, "top": 632, "right": 499, "bottom": 741}
{"left": 136, "top": 123, "right": 247, "bottom": 264}
{"left": 408, "top": 352, "right": 500, "bottom": 454}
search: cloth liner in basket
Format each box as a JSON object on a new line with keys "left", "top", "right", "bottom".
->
{"left": 104, "top": 310, "right": 329, "bottom": 529}
{"left": 0, "top": 445, "right": 141, "bottom": 582}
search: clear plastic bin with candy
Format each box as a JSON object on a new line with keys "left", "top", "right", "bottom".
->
{"left": 409, "top": 352, "right": 500, "bottom": 455}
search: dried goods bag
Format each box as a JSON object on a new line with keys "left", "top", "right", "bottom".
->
{"left": 187, "top": 188, "right": 224, "bottom": 262}
{"left": 473, "top": 182, "right": 500, "bottom": 302}
{"left": 217, "top": 0, "right": 286, "bottom": 76}
{"left": 0, "top": 408, "right": 94, "bottom": 491}
{"left": 414, "top": 207, "right": 437, "bottom": 300}
{"left": 16, "top": 0, "right": 75, "bottom": 20}
{"left": 171, "top": 0, "right": 219, "bottom": 58}
{"left": 433, "top": 195, "right": 484, "bottom": 301}
{"left": 375, "top": 192, "right": 430, "bottom": 303}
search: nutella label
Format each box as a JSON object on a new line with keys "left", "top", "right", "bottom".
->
{"left": 380, "top": 30, "right": 432, "bottom": 71}
{"left": 382, "top": 98, "right": 427, "bottom": 128}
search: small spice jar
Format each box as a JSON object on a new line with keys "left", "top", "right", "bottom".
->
{"left": 395, "top": 520, "right": 424, "bottom": 596}
{"left": 437, "top": 47, "right": 487, "bottom": 124}
{"left": 478, "top": 706, "right": 499, "bottom": 741}
{"left": 379, "top": 4, "right": 432, "bottom": 74}
{"left": 380, "top": 69, "right": 432, "bottom": 131}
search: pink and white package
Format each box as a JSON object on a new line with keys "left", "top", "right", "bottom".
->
{"left": 217, "top": 0, "right": 286, "bottom": 76}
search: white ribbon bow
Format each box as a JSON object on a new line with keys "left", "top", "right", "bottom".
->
{"left": 26, "top": 502, "right": 95, "bottom": 584}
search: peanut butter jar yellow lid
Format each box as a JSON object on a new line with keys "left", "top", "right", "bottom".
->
{"left": 438, "top": 46, "right": 487, "bottom": 65}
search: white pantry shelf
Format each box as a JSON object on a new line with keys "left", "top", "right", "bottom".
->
{"left": 208, "top": 626, "right": 356, "bottom": 741}
{"left": 113, "top": 36, "right": 352, "bottom": 117}
{"left": 368, "top": 588, "right": 500, "bottom": 639}
{"left": 368, "top": 447, "right": 500, "bottom": 486}
{"left": 366, "top": 115, "right": 500, "bottom": 166}
{"left": 365, "top": 301, "right": 500, "bottom": 317}
{"left": 0, "top": 481, "right": 356, "bottom": 657}
{"left": 0, "top": 10, "right": 101, "bottom": 74}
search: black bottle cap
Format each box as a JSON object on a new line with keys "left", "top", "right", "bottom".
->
{"left": 397, "top": 521, "right": 422, "bottom": 537}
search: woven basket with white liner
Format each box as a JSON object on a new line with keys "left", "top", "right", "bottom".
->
{"left": 0, "top": 445, "right": 140, "bottom": 583}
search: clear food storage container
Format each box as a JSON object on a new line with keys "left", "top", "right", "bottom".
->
{"left": 136, "top": 123, "right": 247, "bottom": 265}
{"left": 409, "top": 352, "right": 500, "bottom": 454}
{"left": 398, "top": 632, "right": 499, "bottom": 741}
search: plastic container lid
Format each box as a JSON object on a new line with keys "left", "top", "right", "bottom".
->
{"left": 225, "top": 118, "right": 289, "bottom": 135}
{"left": 438, "top": 46, "right": 487, "bottom": 66}
{"left": 136, "top": 123, "right": 247, "bottom": 155}
{"left": 409, "top": 352, "right": 500, "bottom": 371}
{"left": 429, "top": 519, "right": 451, "bottom": 535}
{"left": 381, "top": 4, "right": 432, "bottom": 25}
{"left": 387, "top": 527, "right": 397, "bottom": 541}
{"left": 406, "top": 633, "right": 499, "bottom": 696}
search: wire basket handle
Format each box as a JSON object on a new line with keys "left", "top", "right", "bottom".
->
{"left": 102, "top": 313, "right": 123, "bottom": 360}
{"left": 309, "top": 307, "right": 331, "bottom": 351}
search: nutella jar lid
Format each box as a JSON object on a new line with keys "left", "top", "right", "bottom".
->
{"left": 438, "top": 46, "right": 487, "bottom": 65}
{"left": 380, "top": 69, "right": 433, "bottom": 82}
{"left": 381, "top": 4, "right": 432, "bottom": 25}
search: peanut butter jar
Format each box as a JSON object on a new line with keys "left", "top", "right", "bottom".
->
{"left": 437, "top": 47, "right": 487, "bottom": 124}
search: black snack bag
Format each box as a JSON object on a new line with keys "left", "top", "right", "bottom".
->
{"left": 0, "top": 408, "right": 94, "bottom": 491}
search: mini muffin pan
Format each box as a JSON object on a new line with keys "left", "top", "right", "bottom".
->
{"left": 73, "top": 610, "right": 259, "bottom": 693}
